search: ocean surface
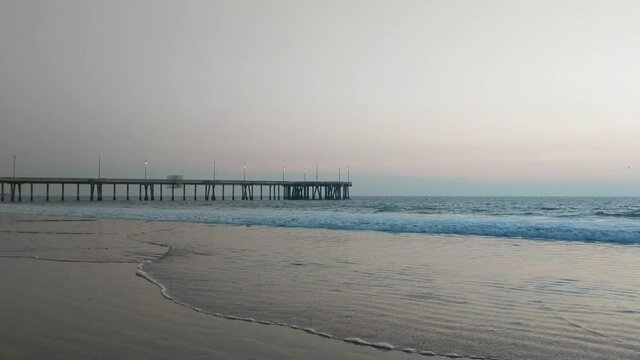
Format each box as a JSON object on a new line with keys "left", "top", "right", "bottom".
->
{"left": 1, "top": 196, "right": 639, "bottom": 244}
{"left": 2, "top": 196, "right": 640, "bottom": 359}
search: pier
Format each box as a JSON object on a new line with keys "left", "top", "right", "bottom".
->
{"left": 0, "top": 177, "right": 351, "bottom": 202}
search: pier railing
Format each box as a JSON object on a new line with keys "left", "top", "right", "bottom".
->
{"left": 0, "top": 177, "right": 351, "bottom": 202}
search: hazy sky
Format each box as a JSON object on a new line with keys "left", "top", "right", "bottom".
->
{"left": 1, "top": 0, "right": 639, "bottom": 195}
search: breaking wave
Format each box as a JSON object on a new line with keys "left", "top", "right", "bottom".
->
{"left": 1, "top": 199, "right": 639, "bottom": 244}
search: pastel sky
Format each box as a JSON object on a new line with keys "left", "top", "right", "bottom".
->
{"left": 1, "top": 0, "right": 639, "bottom": 195}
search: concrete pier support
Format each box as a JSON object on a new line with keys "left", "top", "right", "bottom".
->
{"left": 241, "top": 185, "right": 254, "bottom": 200}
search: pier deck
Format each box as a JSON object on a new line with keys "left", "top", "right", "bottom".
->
{"left": 0, "top": 177, "right": 351, "bottom": 202}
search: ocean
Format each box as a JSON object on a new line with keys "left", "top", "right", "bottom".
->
{"left": 1, "top": 196, "right": 639, "bottom": 359}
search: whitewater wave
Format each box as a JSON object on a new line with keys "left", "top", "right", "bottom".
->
{"left": 1, "top": 202, "right": 639, "bottom": 244}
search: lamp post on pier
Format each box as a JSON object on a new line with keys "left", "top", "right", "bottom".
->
{"left": 144, "top": 160, "right": 148, "bottom": 180}
{"left": 338, "top": 168, "right": 341, "bottom": 182}
{"left": 243, "top": 163, "right": 246, "bottom": 181}
{"left": 282, "top": 167, "right": 285, "bottom": 181}
{"left": 213, "top": 161, "right": 216, "bottom": 181}
{"left": 98, "top": 156, "right": 101, "bottom": 179}
{"left": 12, "top": 154, "right": 16, "bottom": 178}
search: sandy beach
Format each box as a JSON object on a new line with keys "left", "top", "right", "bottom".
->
{"left": 0, "top": 213, "right": 445, "bottom": 360}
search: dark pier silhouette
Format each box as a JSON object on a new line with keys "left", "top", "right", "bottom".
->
{"left": 0, "top": 177, "right": 351, "bottom": 202}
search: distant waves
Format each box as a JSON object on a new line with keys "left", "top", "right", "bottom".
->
{"left": 1, "top": 198, "right": 639, "bottom": 244}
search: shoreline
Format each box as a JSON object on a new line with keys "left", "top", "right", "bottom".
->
{"left": 0, "top": 213, "right": 449, "bottom": 360}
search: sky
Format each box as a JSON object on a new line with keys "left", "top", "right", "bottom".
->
{"left": 0, "top": 0, "right": 639, "bottom": 196}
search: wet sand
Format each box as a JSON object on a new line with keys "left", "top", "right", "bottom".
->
{"left": 0, "top": 214, "right": 444, "bottom": 360}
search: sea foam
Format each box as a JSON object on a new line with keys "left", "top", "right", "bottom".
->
{"left": 2, "top": 200, "right": 639, "bottom": 244}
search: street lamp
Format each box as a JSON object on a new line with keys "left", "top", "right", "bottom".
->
{"left": 315, "top": 163, "right": 318, "bottom": 181}
{"left": 98, "top": 156, "right": 101, "bottom": 179}
{"left": 304, "top": 167, "right": 306, "bottom": 182}
{"left": 144, "top": 160, "right": 148, "bottom": 180}
{"left": 12, "top": 154, "right": 16, "bottom": 178}
{"left": 213, "top": 160, "right": 216, "bottom": 181}
{"left": 282, "top": 167, "right": 285, "bottom": 181}
{"left": 338, "top": 168, "right": 341, "bottom": 182}
{"left": 243, "top": 162, "right": 246, "bottom": 181}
